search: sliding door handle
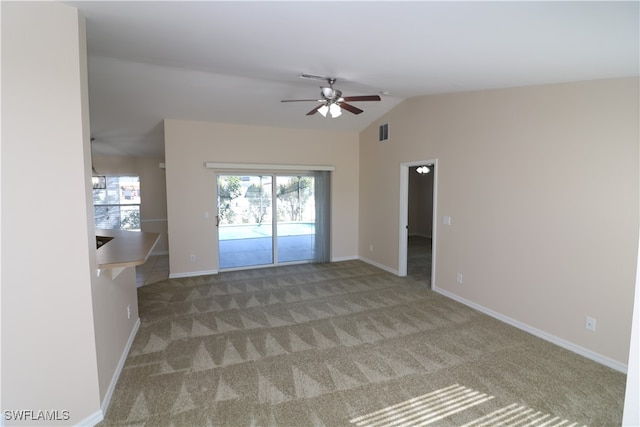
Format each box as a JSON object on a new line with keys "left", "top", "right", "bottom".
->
{"left": 216, "top": 215, "right": 220, "bottom": 227}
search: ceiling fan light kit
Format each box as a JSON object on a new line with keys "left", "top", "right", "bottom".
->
{"left": 329, "top": 103, "right": 342, "bottom": 118}
{"left": 318, "top": 104, "right": 329, "bottom": 117}
{"left": 281, "top": 77, "right": 381, "bottom": 119}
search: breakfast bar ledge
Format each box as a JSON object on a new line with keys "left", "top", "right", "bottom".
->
{"left": 96, "top": 228, "right": 160, "bottom": 279}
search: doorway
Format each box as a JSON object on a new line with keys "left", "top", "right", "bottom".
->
{"left": 216, "top": 173, "right": 319, "bottom": 270}
{"left": 399, "top": 160, "right": 437, "bottom": 286}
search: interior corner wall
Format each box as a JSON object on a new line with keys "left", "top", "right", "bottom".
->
{"left": 164, "top": 119, "right": 359, "bottom": 277}
{"left": 1, "top": 2, "right": 101, "bottom": 424}
{"left": 359, "top": 78, "right": 639, "bottom": 366}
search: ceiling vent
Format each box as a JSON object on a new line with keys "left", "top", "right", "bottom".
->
{"left": 379, "top": 123, "right": 389, "bottom": 142}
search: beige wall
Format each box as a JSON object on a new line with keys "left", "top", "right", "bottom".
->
{"left": 359, "top": 78, "right": 639, "bottom": 366}
{"left": 93, "top": 155, "right": 169, "bottom": 253}
{"left": 164, "top": 119, "right": 359, "bottom": 276}
{"left": 1, "top": 2, "right": 102, "bottom": 424}
{"left": 90, "top": 266, "right": 139, "bottom": 404}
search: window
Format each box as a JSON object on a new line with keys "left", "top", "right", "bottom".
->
{"left": 93, "top": 176, "right": 141, "bottom": 231}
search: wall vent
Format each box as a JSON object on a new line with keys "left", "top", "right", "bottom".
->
{"left": 379, "top": 123, "right": 389, "bottom": 142}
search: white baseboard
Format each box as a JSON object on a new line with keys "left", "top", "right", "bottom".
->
{"left": 79, "top": 317, "right": 141, "bottom": 426}
{"left": 3, "top": 319, "right": 141, "bottom": 427}
{"left": 358, "top": 256, "right": 400, "bottom": 276}
{"left": 331, "top": 255, "right": 358, "bottom": 263}
{"left": 170, "top": 269, "right": 218, "bottom": 279}
{"left": 151, "top": 250, "right": 169, "bottom": 256}
{"left": 77, "top": 409, "right": 103, "bottom": 427}
{"left": 433, "top": 286, "right": 628, "bottom": 373}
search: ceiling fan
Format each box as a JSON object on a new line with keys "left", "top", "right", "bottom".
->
{"left": 281, "top": 77, "right": 381, "bottom": 118}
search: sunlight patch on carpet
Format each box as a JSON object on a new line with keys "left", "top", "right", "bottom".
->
{"left": 350, "top": 384, "right": 585, "bottom": 427}
{"left": 350, "top": 384, "right": 493, "bottom": 426}
{"left": 459, "top": 402, "right": 585, "bottom": 427}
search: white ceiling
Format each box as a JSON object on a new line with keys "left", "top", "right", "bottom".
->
{"left": 64, "top": 1, "right": 639, "bottom": 158}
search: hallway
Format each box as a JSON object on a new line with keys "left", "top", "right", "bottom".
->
{"left": 407, "top": 235, "right": 432, "bottom": 285}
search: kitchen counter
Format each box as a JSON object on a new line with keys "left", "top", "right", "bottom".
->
{"left": 96, "top": 228, "right": 160, "bottom": 270}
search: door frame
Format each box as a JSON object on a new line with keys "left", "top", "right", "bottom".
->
{"left": 216, "top": 172, "right": 276, "bottom": 270}
{"left": 398, "top": 159, "right": 438, "bottom": 285}
{"left": 215, "top": 171, "right": 324, "bottom": 271}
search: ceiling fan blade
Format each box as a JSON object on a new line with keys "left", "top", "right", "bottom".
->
{"left": 341, "top": 95, "right": 381, "bottom": 102}
{"left": 339, "top": 102, "right": 363, "bottom": 115}
{"left": 281, "top": 99, "right": 322, "bottom": 102}
{"left": 306, "top": 105, "right": 322, "bottom": 116}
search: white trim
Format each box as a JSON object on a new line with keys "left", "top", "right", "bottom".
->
{"left": 170, "top": 269, "right": 218, "bottom": 279}
{"left": 399, "top": 159, "right": 438, "bottom": 287}
{"left": 331, "top": 255, "right": 359, "bottom": 263}
{"left": 433, "top": 286, "right": 628, "bottom": 373}
{"left": 151, "top": 250, "right": 169, "bottom": 256}
{"left": 359, "top": 256, "right": 400, "bottom": 276}
{"left": 205, "top": 162, "right": 335, "bottom": 171}
{"left": 101, "top": 318, "right": 141, "bottom": 415}
{"left": 140, "top": 218, "right": 167, "bottom": 223}
{"left": 77, "top": 410, "right": 103, "bottom": 427}
{"left": 78, "top": 317, "right": 140, "bottom": 426}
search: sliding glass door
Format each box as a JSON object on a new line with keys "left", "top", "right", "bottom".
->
{"left": 217, "top": 175, "right": 273, "bottom": 268}
{"left": 276, "top": 176, "right": 315, "bottom": 263}
{"left": 217, "top": 173, "right": 326, "bottom": 270}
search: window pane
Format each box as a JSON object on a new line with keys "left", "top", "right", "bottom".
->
{"left": 94, "top": 205, "right": 141, "bottom": 230}
{"left": 118, "top": 176, "right": 140, "bottom": 205}
{"left": 94, "top": 176, "right": 140, "bottom": 205}
{"left": 120, "top": 206, "right": 141, "bottom": 230}
{"left": 93, "top": 176, "right": 141, "bottom": 231}
{"left": 276, "top": 175, "right": 315, "bottom": 263}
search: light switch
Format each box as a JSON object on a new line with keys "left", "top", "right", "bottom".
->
{"left": 443, "top": 215, "right": 452, "bottom": 225}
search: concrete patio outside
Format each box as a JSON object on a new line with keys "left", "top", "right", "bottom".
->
{"left": 218, "top": 222, "right": 315, "bottom": 269}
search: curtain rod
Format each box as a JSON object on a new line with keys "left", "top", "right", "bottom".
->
{"left": 204, "top": 162, "right": 335, "bottom": 171}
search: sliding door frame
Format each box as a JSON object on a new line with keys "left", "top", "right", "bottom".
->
{"left": 208, "top": 163, "right": 335, "bottom": 271}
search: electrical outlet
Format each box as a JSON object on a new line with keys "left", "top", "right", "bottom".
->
{"left": 585, "top": 316, "right": 596, "bottom": 332}
{"left": 456, "top": 273, "right": 463, "bottom": 284}
{"left": 369, "top": 245, "right": 374, "bottom": 252}
{"left": 190, "top": 254, "right": 196, "bottom": 263}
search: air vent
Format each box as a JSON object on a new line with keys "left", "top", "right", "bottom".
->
{"left": 379, "top": 123, "right": 389, "bottom": 142}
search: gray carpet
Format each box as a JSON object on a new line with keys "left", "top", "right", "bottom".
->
{"left": 100, "top": 260, "right": 625, "bottom": 426}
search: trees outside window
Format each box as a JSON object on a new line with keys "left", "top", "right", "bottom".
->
{"left": 217, "top": 176, "right": 242, "bottom": 224}
{"left": 246, "top": 182, "right": 271, "bottom": 224}
{"left": 277, "top": 176, "right": 313, "bottom": 222}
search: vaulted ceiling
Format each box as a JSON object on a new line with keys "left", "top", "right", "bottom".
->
{"left": 65, "top": 1, "right": 639, "bottom": 158}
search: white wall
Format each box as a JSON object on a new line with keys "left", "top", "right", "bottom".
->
{"left": 1, "top": 2, "right": 101, "bottom": 424}
{"left": 164, "top": 119, "right": 359, "bottom": 277}
{"left": 359, "top": 78, "right": 639, "bottom": 368}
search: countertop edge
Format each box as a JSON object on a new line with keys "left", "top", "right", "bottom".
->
{"left": 96, "top": 229, "right": 161, "bottom": 270}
